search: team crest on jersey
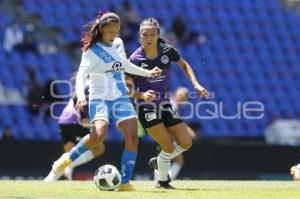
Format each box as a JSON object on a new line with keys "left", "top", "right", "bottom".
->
{"left": 161, "top": 55, "right": 169, "bottom": 64}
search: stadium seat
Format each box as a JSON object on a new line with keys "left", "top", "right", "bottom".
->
{"left": 0, "top": 0, "right": 298, "bottom": 140}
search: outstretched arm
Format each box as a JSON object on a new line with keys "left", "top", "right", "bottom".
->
{"left": 125, "top": 61, "right": 161, "bottom": 78}
{"left": 114, "top": 38, "right": 162, "bottom": 78}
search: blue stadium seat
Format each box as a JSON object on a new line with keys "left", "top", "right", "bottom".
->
{"left": 0, "top": 0, "right": 295, "bottom": 140}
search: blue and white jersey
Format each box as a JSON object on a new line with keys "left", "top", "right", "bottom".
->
{"left": 76, "top": 38, "right": 151, "bottom": 101}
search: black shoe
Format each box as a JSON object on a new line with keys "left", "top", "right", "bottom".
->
{"left": 156, "top": 180, "right": 175, "bottom": 189}
{"left": 147, "top": 157, "right": 158, "bottom": 170}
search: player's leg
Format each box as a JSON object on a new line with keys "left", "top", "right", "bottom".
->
{"left": 137, "top": 104, "right": 175, "bottom": 188}
{"left": 117, "top": 118, "right": 138, "bottom": 191}
{"left": 150, "top": 104, "right": 192, "bottom": 187}
{"left": 112, "top": 97, "right": 139, "bottom": 191}
{"left": 63, "top": 124, "right": 106, "bottom": 180}
{"left": 44, "top": 121, "right": 108, "bottom": 182}
{"left": 145, "top": 124, "right": 178, "bottom": 189}
{"left": 49, "top": 100, "right": 109, "bottom": 179}
{"left": 64, "top": 142, "right": 105, "bottom": 180}
{"left": 166, "top": 122, "right": 193, "bottom": 151}
{"left": 65, "top": 119, "right": 108, "bottom": 167}
{"left": 67, "top": 99, "right": 109, "bottom": 162}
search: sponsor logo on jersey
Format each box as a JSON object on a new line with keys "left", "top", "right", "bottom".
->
{"left": 161, "top": 55, "right": 169, "bottom": 64}
{"left": 105, "top": 61, "right": 125, "bottom": 73}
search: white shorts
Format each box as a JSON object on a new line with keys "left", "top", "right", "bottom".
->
{"left": 89, "top": 97, "right": 137, "bottom": 126}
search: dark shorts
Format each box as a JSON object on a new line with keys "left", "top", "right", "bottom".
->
{"left": 59, "top": 124, "right": 90, "bottom": 145}
{"left": 137, "top": 103, "right": 183, "bottom": 129}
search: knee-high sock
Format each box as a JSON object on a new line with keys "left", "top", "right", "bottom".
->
{"left": 121, "top": 149, "right": 137, "bottom": 184}
{"left": 157, "top": 143, "right": 185, "bottom": 181}
{"left": 69, "top": 140, "right": 89, "bottom": 161}
{"left": 68, "top": 150, "right": 94, "bottom": 169}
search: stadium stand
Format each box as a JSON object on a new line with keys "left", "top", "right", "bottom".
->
{"left": 0, "top": 0, "right": 300, "bottom": 140}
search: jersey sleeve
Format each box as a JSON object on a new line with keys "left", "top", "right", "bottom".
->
{"left": 76, "top": 50, "right": 91, "bottom": 101}
{"left": 79, "top": 49, "right": 93, "bottom": 67}
{"left": 169, "top": 46, "right": 181, "bottom": 62}
{"left": 126, "top": 55, "right": 139, "bottom": 79}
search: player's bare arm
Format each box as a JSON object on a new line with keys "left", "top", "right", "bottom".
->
{"left": 177, "top": 58, "right": 209, "bottom": 98}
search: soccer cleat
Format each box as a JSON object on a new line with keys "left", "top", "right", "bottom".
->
{"left": 147, "top": 157, "right": 158, "bottom": 170}
{"left": 64, "top": 166, "right": 73, "bottom": 180}
{"left": 118, "top": 183, "right": 134, "bottom": 191}
{"left": 156, "top": 180, "right": 175, "bottom": 189}
{"left": 290, "top": 164, "right": 300, "bottom": 180}
{"left": 52, "top": 153, "right": 72, "bottom": 176}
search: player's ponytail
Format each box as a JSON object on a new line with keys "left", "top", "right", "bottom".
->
{"left": 81, "top": 11, "right": 120, "bottom": 52}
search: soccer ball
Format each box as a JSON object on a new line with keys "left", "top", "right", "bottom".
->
{"left": 94, "top": 164, "right": 121, "bottom": 191}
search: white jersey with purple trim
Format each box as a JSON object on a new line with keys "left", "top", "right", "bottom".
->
{"left": 76, "top": 38, "right": 151, "bottom": 101}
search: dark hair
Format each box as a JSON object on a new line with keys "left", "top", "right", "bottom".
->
{"left": 81, "top": 12, "right": 120, "bottom": 52}
{"left": 139, "top": 18, "right": 175, "bottom": 47}
{"left": 139, "top": 18, "right": 160, "bottom": 34}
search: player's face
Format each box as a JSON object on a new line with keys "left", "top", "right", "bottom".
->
{"left": 175, "top": 90, "right": 188, "bottom": 103}
{"left": 100, "top": 22, "right": 120, "bottom": 45}
{"left": 140, "top": 27, "right": 160, "bottom": 48}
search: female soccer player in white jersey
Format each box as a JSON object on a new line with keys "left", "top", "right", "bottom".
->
{"left": 44, "top": 12, "right": 161, "bottom": 191}
{"left": 126, "top": 18, "right": 208, "bottom": 189}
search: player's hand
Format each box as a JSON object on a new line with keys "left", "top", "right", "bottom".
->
{"left": 142, "top": 90, "right": 156, "bottom": 102}
{"left": 149, "top": 67, "right": 162, "bottom": 77}
{"left": 194, "top": 84, "right": 209, "bottom": 99}
{"left": 76, "top": 99, "right": 87, "bottom": 112}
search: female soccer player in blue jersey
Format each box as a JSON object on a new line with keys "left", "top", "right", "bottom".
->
{"left": 45, "top": 12, "right": 161, "bottom": 191}
{"left": 126, "top": 18, "right": 208, "bottom": 189}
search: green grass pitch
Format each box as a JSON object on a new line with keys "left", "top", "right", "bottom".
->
{"left": 0, "top": 180, "right": 299, "bottom": 199}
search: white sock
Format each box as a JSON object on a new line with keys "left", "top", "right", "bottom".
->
{"left": 67, "top": 150, "right": 94, "bottom": 169}
{"left": 154, "top": 169, "right": 159, "bottom": 181}
{"left": 157, "top": 154, "right": 171, "bottom": 181}
{"left": 157, "top": 143, "right": 186, "bottom": 181}
{"left": 169, "top": 162, "right": 182, "bottom": 180}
